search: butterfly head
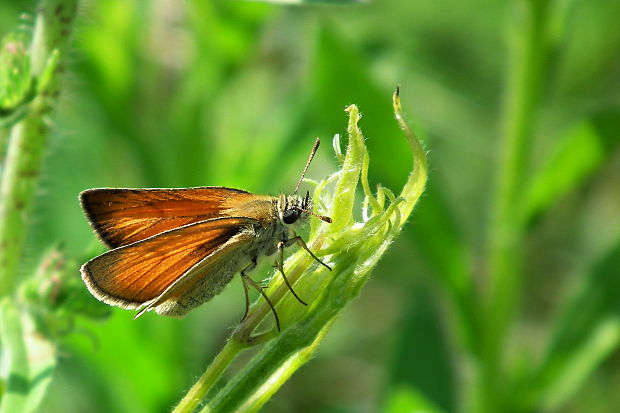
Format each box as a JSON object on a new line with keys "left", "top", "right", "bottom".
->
{"left": 278, "top": 192, "right": 331, "bottom": 226}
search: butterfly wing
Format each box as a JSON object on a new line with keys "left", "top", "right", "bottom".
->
{"left": 80, "top": 187, "right": 257, "bottom": 248}
{"left": 80, "top": 217, "right": 257, "bottom": 313}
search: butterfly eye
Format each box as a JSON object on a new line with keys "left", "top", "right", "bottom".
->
{"left": 282, "top": 209, "right": 300, "bottom": 224}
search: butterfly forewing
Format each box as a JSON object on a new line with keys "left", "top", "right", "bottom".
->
{"left": 80, "top": 187, "right": 256, "bottom": 248}
{"left": 80, "top": 217, "right": 257, "bottom": 309}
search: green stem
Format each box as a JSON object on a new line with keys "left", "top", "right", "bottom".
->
{"left": 233, "top": 326, "right": 331, "bottom": 413}
{"left": 203, "top": 316, "right": 337, "bottom": 413}
{"left": 0, "top": 0, "right": 78, "bottom": 296}
{"left": 482, "top": 0, "right": 553, "bottom": 410}
{"left": 172, "top": 340, "right": 245, "bottom": 413}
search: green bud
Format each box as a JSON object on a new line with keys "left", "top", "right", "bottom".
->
{"left": 19, "top": 248, "right": 112, "bottom": 339}
{"left": 0, "top": 33, "right": 34, "bottom": 121}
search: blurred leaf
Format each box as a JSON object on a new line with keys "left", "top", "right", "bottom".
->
{"left": 384, "top": 285, "right": 456, "bottom": 413}
{"left": 526, "top": 242, "right": 620, "bottom": 410}
{"left": 247, "top": 0, "right": 366, "bottom": 4}
{"left": 0, "top": 32, "right": 33, "bottom": 128}
{"left": 383, "top": 384, "right": 446, "bottom": 413}
{"left": 541, "top": 318, "right": 620, "bottom": 410}
{"left": 0, "top": 300, "right": 28, "bottom": 413}
{"left": 524, "top": 108, "right": 620, "bottom": 222}
{"left": 406, "top": 181, "right": 476, "bottom": 352}
{"left": 0, "top": 300, "right": 56, "bottom": 413}
{"left": 525, "top": 122, "right": 602, "bottom": 219}
{"left": 0, "top": 33, "right": 32, "bottom": 112}
{"left": 206, "top": 11, "right": 317, "bottom": 190}
{"left": 311, "top": 26, "right": 412, "bottom": 191}
{"left": 18, "top": 248, "right": 112, "bottom": 338}
{"left": 79, "top": 1, "right": 140, "bottom": 109}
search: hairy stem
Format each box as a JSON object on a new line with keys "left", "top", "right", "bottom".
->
{"left": 172, "top": 340, "right": 245, "bottom": 413}
{"left": 0, "top": 0, "right": 78, "bottom": 295}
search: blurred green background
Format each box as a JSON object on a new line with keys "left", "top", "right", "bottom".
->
{"left": 1, "top": 0, "right": 620, "bottom": 412}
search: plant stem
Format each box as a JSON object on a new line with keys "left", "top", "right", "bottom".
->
{"left": 172, "top": 340, "right": 245, "bottom": 413}
{"left": 482, "top": 0, "right": 553, "bottom": 410}
{"left": 233, "top": 325, "right": 331, "bottom": 413}
{"left": 0, "top": 0, "right": 78, "bottom": 296}
{"left": 203, "top": 317, "right": 337, "bottom": 413}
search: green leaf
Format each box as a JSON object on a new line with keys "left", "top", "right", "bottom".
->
{"left": 246, "top": 0, "right": 366, "bottom": 4}
{"left": 0, "top": 299, "right": 28, "bottom": 413}
{"left": 384, "top": 285, "right": 457, "bottom": 412}
{"left": 0, "top": 300, "right": 57, "bottom": 413}
{"left": 18, "top": 248, "right": 112, "bottom": 338}
{"left": 541, "top": 318, "right": 620, "bottom": 410}
{"left": 0, "top": 33, "right": 32, "bottom": 112}
{"left": 524, "top": 121, "right": 604, "bottom": 220}
{"left": 383, "top": 384, "right": 446, "bottom": 413}
{"left": 405, "top": 183, "right": 476, "bottom": 351}
{"left": 526, "top": 242, "right": 620, "bottom": 410}
{"left": 524, "top": 108, "right": 620, "bottom": 222}
{"left": 0, "top": 33, "right": 34, "bottom": 127}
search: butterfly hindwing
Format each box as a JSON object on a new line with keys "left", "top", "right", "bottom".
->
{"left": 80, "top": 217, "right": 258, "bottom": 310}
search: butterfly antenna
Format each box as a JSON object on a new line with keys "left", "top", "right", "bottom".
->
{"left": 294, "top": 206, "right": 332, "bottom": 224}
{"left": 294, "top": 138, "right": 320, "bottom": 194}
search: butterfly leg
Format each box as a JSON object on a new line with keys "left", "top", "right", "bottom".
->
{"left": 285, "top": 235, "right": 332, "bottom": 271}
{"left": 240, "top": 261, "right": 281, "bottom": 332}
{"left": 275, "top": 241, "right": 307, "bottom": 306}
{"left": 239, "top": 257, "right": 257, "bottom": 322}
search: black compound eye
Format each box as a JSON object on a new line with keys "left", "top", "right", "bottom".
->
{"left": 282, "top": 209, "right": 300, "bottom": 224}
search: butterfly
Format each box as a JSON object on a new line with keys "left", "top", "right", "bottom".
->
{"left": 79, "top": 139, "right": 331, "bottom": 330}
